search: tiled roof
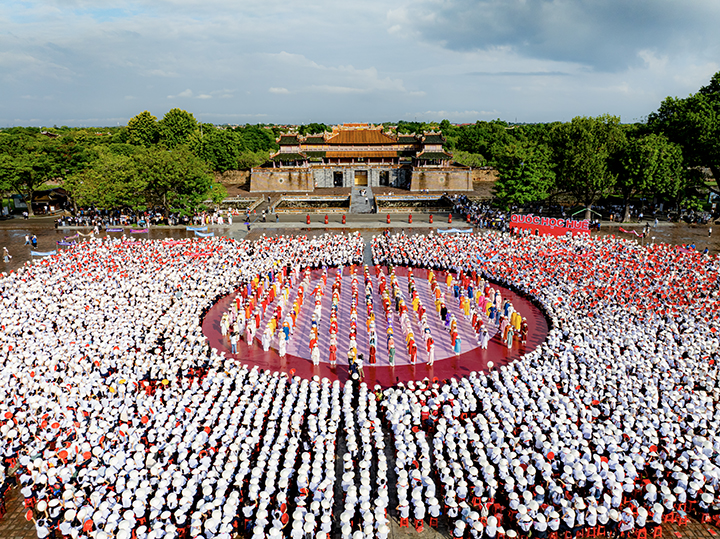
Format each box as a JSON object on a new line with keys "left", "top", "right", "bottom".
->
{"left": 422, "top": 134, "right": 446, "bottom": 144}
{"left": 278, "top": 135, "right": 300, "bottom": 145}
{"left": 304, "top": 136, "right": 325, "bottom": 144}
{"left": 398, "top": 135, "right": 418, "bottom": 143}
{"left": 325, "top": 130, "right": 397, "bottom": 145}
{"left": 416, "top": 151, "right": 451, "bottom": 160}
{"left": 271, "top": 152, "right": 307, "bottom": 161}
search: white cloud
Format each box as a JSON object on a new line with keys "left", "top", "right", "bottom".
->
{"left": 409, "top": 110, "right": 500, "bottom": 121}
{"left": 167, "top": 89, "right": 193, "bottom": 98}
{"left": 0, "top": 0, "right": 719, "bottom": 125}
{"left": 262, "top": 52, "right": 411, "bottom": 95}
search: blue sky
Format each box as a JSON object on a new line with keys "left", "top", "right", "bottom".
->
{"left": 1, "top": 0, "right": 719, "bottom": 126}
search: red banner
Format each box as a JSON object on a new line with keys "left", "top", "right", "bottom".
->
{"left": 618, "top": 227, "right": 643, "bottom": 237}
{"left": 510, "top": 214, "right": 590, "bottom": 237}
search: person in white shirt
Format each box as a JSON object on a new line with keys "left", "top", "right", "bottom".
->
{"left": 619, "top": 507, "right": 635, "bottom": 538}
{"left": 548, "top": 511, "right": 561, "bottom": 533}
{"left": 636, "top": 507, "right": 647, "bottom": 529}
{"left": 33, "top": 518, "right": 52, "bottom": 539}
{"left": 533, "top": 513, "right": 548, "bottom": 539}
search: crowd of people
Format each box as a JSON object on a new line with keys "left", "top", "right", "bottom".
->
{"left": 217, "top": 234, "right": 365, "bottom": 367}
{"left": 0, "top": 228, "right": 719, "bottom": 539}
{"left": 217, "top": 236, "right": 530, "bottom": 369}
{"left": 450, "top": 196, "right": 511, "bottom": 231}
{"left": 53, "top": 209, "right": 248, "bottom": 230}
{"left": 371, "top": 230, "right": 720, "bottom": 536}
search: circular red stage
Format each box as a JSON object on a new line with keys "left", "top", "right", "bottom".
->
{"left": 202, "top": 266, "right": 548, "bottom": 387}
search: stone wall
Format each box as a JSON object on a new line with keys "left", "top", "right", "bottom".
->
{"left": 214, "top": 170, "right": 251, "bottom": 186}
{"left": 251, "top": 165, "right": 471, "bottom": 192}
{"left": 250, "top": 168, "right": 314, "bottom": 192}
{"left": 410, "top": 168, "right": 472, "bottom": 191}
{"left": 471, "top": 168, "right": 498, "bottom": 182}
{"left": 312, "top": 166, "right": 411, "bottom": 188}
{"left": 312, "top": 168, "right": 343, "bottom": 188}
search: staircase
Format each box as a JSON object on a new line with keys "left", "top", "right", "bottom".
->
{"left": 350, "top": 185, "right": 374, "bottom": 214}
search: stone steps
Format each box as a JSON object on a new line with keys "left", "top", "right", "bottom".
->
{"left": 350, "top": 186, "right": 375, "bottom": 214}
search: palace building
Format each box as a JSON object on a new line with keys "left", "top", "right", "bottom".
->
{"left": 250, "top": 124, "right": 472, "bottom": 192}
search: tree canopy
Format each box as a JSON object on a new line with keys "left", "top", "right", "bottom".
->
{"left": 0, "top": 135, "right": 61, "bottom": 214}
{"left": 158, "top": 108, "right": 198, "bottom": 149}
{"left": 126, "top": 111, "right": 160, "bottom": 147}
{"left": 493, "top": 140, "right": 556, "bottom": 209}
{"left": 648, "top": 72, "right": 720, "bottom": 196}
{"left": 613, "top": 132, "right": 684, "bottom": 221}
{"left": 3, "top": 76, "right": 720, "bottom": 216}
{"left": 64, "top": 146, "right": 214, "bottom": 213}
{"left": 551, "top": 115, "right": 625, "bottom": 219}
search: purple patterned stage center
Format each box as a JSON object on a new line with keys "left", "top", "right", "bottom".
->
{"left": 202, "top": 265, "right": 548, "bottom": 387}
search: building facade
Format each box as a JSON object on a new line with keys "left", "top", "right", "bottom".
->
{"left": 250, "top": 124, "right": 472, "bottom": 192}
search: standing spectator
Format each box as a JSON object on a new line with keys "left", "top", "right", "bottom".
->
{"left": 356, "top": 353, "right": 365, "bottom": 380}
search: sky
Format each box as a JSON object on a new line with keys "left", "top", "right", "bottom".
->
{"left": 1, "top": 0, "right": 719, "bottom": 127}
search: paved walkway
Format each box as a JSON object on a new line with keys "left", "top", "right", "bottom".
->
{"left": 0, "top": 486, "right": 36, "bottom": 539}
{"left": 350, "top": 185, "right": 375, "bottom": 213}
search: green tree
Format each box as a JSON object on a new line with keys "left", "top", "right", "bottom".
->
{"left": 134, "top": 146, "right": 214, "bottom": 212}
{"left": 111, "top": 127, "right": 130, "bottom": 144}
{"left": 106, "top": 143, "right": 139, "bottom": 157}
{"left": 648, "top": 71, "right": 720, "bottom": 195}
{"left": 614, "top": 133, "right": 684, "bottom": 221}
{"left": 0, "top": 157, "right": 11, "bottom": 208}
{"left": 234, "top": 125, "right": 278, "bottom": 153}
{"left": 188, "top": 125, "right": 240, "bottom": 172}
{"left": 552, "top": 115, "right": 625, "bottom": 219}
{"left": 451, "top": 150, "right": 486, "bottom": 168}
{"left": 397, "top": 120, "right": 430, "bottom": 134}
{"left": 439, "top": 119, "right": 458, "bottom": 149}
{"left": 158, "top": 108, "right": 198, "bottom": 149}
{"left": 64, "top": 151, "right": 146, "bottom": 209}
{"left": 236, "top": 150, "right": 270, "bottom": 170}
{"left": 45, "top": 134, "right": 98, "bottom": 179}
{"left": 493, "top": 141, "right": 556, "bottom": 208}
{"left": 207, "top": 182, "right": 228, "bottom": 207}
{"left": 297, "top": 123, "right": 329, "bottom": 136}
{"left": 456, "top": 120, "right": 514, "bottom": 163}
{"left": 0, "top": 138, "right": 56, "bottom": 215}
{"left": 126, "top": 111, "right": 159, "bottom": 147}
